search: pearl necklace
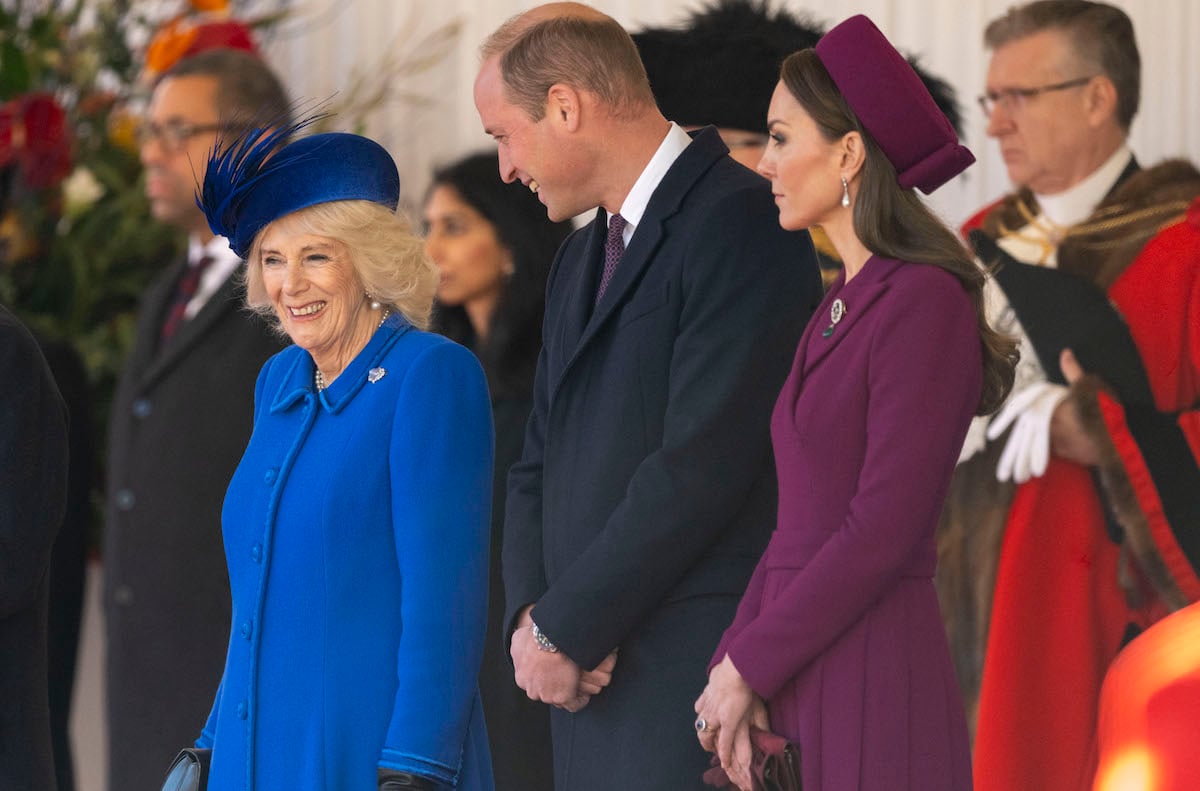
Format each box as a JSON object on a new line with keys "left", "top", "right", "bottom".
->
{"left": 314, "top": 309, "right": 391, "bottom": 391}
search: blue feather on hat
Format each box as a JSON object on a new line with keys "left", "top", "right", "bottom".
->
{"left": 197, "top": 113, "right": 400, "bottom": 258}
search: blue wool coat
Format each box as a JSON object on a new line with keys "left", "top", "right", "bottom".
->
{"left": 198, "top": 315, "right": 495, "bottom": 791}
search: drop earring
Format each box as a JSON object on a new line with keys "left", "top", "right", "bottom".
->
{"left": 841, "top": 176, "right": 851, "bottom": 208}
{"left": 366, "top": 292, "right": 382, "bottom": 310}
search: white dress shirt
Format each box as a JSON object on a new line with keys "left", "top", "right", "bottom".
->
{"left": 609, "top": 122, "right": 693, "bottom": 243}
{"left": 184, "top": 235, "right": 243, "bottom": 320}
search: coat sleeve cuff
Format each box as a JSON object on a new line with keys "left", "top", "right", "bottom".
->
{"left": 380, "top": 749, "right": 459, "bottom": 788}
{"left": 724, "top": 637, "right": 785, "bottom": 701}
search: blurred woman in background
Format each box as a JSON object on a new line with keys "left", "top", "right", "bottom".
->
{"left": 423, "top": 151, "right": 572, "bottom": 791}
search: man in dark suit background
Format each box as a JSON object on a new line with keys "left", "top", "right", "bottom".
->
{"left": 0, "top": 304, "right": 68, "bottom": 791}
{"left": 474, "top": 4, "right": 822, "bottom": 788}
{"left": 104, "top": 48, "right": 289, "bottom": 790}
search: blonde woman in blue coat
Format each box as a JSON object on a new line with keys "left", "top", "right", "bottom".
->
{"left": 187, "top": 125, "right": 495, "bottom": 791}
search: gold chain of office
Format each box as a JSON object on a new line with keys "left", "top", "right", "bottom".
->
{"left": 996, "top": 196, "right": 1190, "bottom": 262}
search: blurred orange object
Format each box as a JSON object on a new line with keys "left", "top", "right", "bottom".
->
{"left": 189, "top": 0, "right": 230, "bottom": 12}
{"left": 143, "top": 16, "right": 257, "bottom": 80}
{"left": 1094, "top": 601, "right": 1200, "bottom": 791}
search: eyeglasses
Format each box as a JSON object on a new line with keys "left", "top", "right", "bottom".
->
{"left": 136, "top": 120, "right": 234, "bottom": 152}
{"left": 977, "top": 76, "right": 1095, "bottom": 117}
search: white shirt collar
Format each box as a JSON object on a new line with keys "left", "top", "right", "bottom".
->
{"left": 610, "top": 122, "right": 692, "bottom": 245}
{"left": 187, "top": 234, "right": 241, "bottom": 268}
{"left": 183, "top": 234, "right": 243, "bottom": 319}
{"left": 1035, "top": 144, "right": 1132, "bottom": 227}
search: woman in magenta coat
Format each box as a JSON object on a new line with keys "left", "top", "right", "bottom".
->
{"left": 693, "top": 16, "right": 1018, "bottom": 791}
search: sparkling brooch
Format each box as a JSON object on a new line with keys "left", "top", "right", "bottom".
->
{"left": 822, "top": 298, "right": 846, "bottom": 338}
{"left": 368, "top": 367, "right": 386, "bottom": 383}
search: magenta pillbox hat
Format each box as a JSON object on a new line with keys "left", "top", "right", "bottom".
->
{"left": 815, "top": 14, "right": 974, "bottom": 194}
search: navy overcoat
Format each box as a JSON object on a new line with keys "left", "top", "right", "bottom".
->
{"left": 503, "top": 128, "right": 823, "bottom": 789}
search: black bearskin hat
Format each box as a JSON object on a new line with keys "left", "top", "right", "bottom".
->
{"left": 633, "top": 0, "right": 963, "bottom": 136}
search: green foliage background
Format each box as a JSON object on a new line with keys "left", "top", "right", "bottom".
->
{"left": 1, "top": 0, "right": 183, "bottom": 529}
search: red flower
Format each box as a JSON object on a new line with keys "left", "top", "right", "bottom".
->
{"left": 0, "top": 93, "right": 73, "bottom": 189}
{"left": 184, "top": 20, "right": 257, "bottom": 59}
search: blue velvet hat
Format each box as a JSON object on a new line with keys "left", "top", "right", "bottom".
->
{"left": 200, "top": 123, "right": 400, "bottom": 258}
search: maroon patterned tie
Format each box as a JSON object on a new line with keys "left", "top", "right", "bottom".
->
{"left": 160, "top": 255, "right": 214, "bottom": 344}
{"left": 595, "top": 213, "right": 627, "bottom": 303}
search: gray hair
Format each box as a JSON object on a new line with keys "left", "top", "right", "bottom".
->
{"left": 984, "top": 0, "right": 1139, "bottom": 130}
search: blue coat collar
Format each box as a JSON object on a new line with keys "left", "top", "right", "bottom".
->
{"left": 270, "top": 312, "right": 412, "bottom": 415}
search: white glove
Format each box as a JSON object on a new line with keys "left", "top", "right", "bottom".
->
{"left": 986, "top": 381, "right": 1070, "bottom": 483}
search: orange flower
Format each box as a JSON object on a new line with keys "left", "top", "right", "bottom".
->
{"left": 108, "top": 108, "right": 139, "bottom": 153}
{"left": 142, "top": 16, "right": 258, "bottom": 82}
{"left": 0, "top": 211, "right": 40, "bottom": 264}
{"left": 190, "top": 0, "right": 230, "bottom": 12}
{"left": 144, "top": 16, "right": 198, "bottom": 78}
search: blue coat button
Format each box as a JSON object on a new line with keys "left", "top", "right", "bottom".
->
{"left": 264, "top": 468, "right": 277, "bottom": 484}
{"left": 115, "top": 489, "right": 136, "bottom": 510}
{"left": 236, "top": 701, "right": 248, "bottom": 720}
{"left": 251, "top": 544, "right": 262, "bottom": 563}
{"left": 131, "top": 398, "right": 152, "bottom": 419}
{"left": 240, "top": 621, "right": 253, "bottom": 639}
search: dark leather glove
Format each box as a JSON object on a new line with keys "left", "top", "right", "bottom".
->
{"left": 378, "top": 768, "right": 439, "bottom": 790}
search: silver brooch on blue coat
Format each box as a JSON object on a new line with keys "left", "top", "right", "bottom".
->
{"left": 823, "top": 298, "right": 846, "bottom": 338}
{"left": 368, "top": 367, "right": 386, "bottom": 383}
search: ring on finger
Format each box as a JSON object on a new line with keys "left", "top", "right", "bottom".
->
{"left": 694, "top": 717, "right": 717, "bottom": 733}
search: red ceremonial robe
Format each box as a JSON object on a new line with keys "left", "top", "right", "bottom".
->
{"left": 964, "top": 177, "right": 1200, "bottom": 791}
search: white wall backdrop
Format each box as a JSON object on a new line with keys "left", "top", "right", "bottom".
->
{"left": 260, "top": 0, "right": 1199, "bottom": 228}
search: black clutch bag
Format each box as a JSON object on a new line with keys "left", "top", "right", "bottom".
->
{"left": 702, "top": 726, "right": 801, "bottom": 791}
{"left": 161, "top": 748, "right": 211, "bottom": 791}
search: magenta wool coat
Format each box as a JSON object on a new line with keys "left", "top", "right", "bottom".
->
{"left": 711, "top": 256, "right": 977, "bottom": 790}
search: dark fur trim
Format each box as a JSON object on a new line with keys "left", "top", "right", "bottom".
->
{"left": 1058, "top": 159, "right": 1200, "bottom": 289}
{"left": 980, "top": 160, "right": 1200, "bottom": 290}
{"left": 1070, "top": 374, "right": 1190, "bottom": 610}
{"left": 979, "top": 186, "right": 1036, "bottom": 242}
{"left": 935, "top": 438, "right": 1015, "bottom": 738}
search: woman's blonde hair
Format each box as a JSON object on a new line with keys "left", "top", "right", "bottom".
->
{"left": 244, "top": 199, "right": 438, "bottom": 331}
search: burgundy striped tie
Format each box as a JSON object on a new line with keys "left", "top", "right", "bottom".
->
{"left": 595, "top": 213, "right": 627, "bottom": 303}
{"left": 160, "top": 255, "right": 214, "bottom": 344}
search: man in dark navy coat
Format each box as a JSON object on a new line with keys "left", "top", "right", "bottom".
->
{"left": 0, "top": 304, "right": 68, "bottom": 791}
{"left": 475, "top": 4, "right": 822, "bottom": 788}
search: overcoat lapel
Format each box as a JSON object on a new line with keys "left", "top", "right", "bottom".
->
{"left": 583, "top": 200, "right": 669, "bottom": 334}
{"left": 557, "top": 215, "right": 607, "bottom": 362}
{"left": 124, "top": 257, "right": 184, "bottom": 382}
{"left": 137, "top": 271, "right": 247, "bottom": 391}
{"left": 551, "top": 128, "right": 725, "bottom": 399}
{"left": 800, "top": 256, "right": 901, "bottom": 376}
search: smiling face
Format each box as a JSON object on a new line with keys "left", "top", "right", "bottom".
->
{"left": 756, "top": 81, "right": 845, "bottom": 232}
{"left": 474, "top": 56, "right": 585, "bottom": 222}
{"left": 423, "top": 185, "right": 512, "bottom": 313}
{"left": 257, "top": 217, "right": 377, "bottom": 370}
{"left": 984, "top": 29, "right": 1104, "bottom": 194}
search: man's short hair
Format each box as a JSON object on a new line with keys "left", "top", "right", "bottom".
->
{"left": 161, "top": 48, "right": 292, "bottom": 129}
{"left": 481, "top": 13, "right": 655, "bottom": 121}
{"left": 984, "top": 0, "right": 1139, "bottom": 130}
